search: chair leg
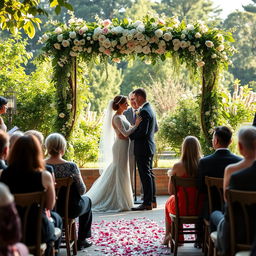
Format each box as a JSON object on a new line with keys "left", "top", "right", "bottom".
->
{"left": 170, "top": 221, "right": 174, "bottom": 253}
{"left": 65, "top": 222, "right": 71, "bottom": 256}
{"left": 173, "top": 222, "right": 179, "bottom": 256}
{"left": 71, "top": 222, "right": 77, "bottom": 255}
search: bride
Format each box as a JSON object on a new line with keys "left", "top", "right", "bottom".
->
{"left": 86, "top": 95, "right": 142, "bottom": 212}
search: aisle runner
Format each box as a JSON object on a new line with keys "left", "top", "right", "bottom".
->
{"left": 88, "top": 217, "right": 194, "bottom": 255}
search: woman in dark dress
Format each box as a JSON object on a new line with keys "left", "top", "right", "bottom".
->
{"left": 0, "top": 182, "right": 28, "bottom": 256}
{"left": 45, "top": 133, "right": 92, "bottom": 250}
{"left": 0, "top": 135, "right": 62, "bottom": 256}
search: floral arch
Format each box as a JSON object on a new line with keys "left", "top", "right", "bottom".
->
{"left": 40, "top": 15, "right": 234, "bottom": 148}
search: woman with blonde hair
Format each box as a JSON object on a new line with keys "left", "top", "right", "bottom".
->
{"left": 163, "top": 136, "right": 203, "bottom": 246}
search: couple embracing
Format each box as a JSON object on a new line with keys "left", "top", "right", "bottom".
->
{"left": 86, "top": 88, "right": 157, "bottom": 211}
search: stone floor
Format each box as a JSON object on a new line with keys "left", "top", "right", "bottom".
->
{"left": 60, "top": 196, "right": 204, "bottom": 256}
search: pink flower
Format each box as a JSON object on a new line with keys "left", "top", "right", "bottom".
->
{"left": 104, "top": 49, "right": 111, "bottom": 56}
{"left": 102, "top": 27, "right": 109, "bottom": 34}
{"left": 103, "top": 19, "right": 112, "bottom": 27}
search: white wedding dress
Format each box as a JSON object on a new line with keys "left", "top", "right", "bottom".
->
{"left": 86, "top": 114, "right": 137, "bottom": 212}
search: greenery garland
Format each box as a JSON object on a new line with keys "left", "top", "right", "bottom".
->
{"left": 40, "top": 14, "right": 235, "bottom": 148}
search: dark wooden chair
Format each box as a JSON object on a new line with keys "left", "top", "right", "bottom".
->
{"left": 170, "top": 175, "right": 202, "bottom": 256}
{"left": 204, "top": 176, "right": 224, "bottom": 256}
{"left": 14, "top": 191, "right": 46, "bottom": 256}
{"left": 55, "top": 177, "right": 77, "bottom": 256}
{"left": 227, "top": 189, "right": 256, "bottom": 256}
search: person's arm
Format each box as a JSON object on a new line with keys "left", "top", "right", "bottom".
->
{"left": 42, "top": 171, "right": 56, "bottom": 210}
{"left": 129, "top": 110, "right": 150, "bottom": 140}
{"left": 167, "top": 164, "right": 178, "bottom": 195}
{"left": 72, "top": 163, "right": 86, "bottom": 195}
{"left": 223, "top": 166, "right": 230, "bottom": 202}
{"left": 114, "top": 115, "right": 141, "bottom": 137}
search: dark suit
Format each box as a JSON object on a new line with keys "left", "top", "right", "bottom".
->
{"left": 129, "top": 102, "right": 157, "bottom": 206}
{"left": 212, "top": 161, "right": 256, "bottom": 255}
{"left": 198, "top": 149, "right": 242, "bottom": 193}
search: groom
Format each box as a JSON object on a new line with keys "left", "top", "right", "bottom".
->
{"left": 130, "top": 88, "right": 157, "bottom": 210}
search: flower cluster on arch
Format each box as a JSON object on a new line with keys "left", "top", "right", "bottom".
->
{"left": 40, "top": 15, "right": 235, "bottom": 68}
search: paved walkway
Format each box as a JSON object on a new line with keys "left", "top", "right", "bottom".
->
{"left": 60, "top": 196, "right": 203, "bottom": 256}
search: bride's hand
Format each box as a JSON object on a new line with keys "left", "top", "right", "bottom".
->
{"left": 135, "top": 116, "right": 142, "bottom": 126}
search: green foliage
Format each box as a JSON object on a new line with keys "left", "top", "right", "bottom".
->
{"left": 0, "top": 0, "right": 72, "bottom": 38}
{"left": 87, "top": 63, "right": 123, "bottom": 113}
{"left": 160, "top": 99, "right": 201, "bottom": 154}
{"left": 71, "top": 119, "right": 101, "bottom": 167}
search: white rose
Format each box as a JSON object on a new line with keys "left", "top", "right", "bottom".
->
{"left": 127, "top": 34, "right": 133, "bottom": 41}
{"left": 70, "top": 51, "right": 78, "bottom": 57}
{"left": 144, "top": 59, "right": 152, "bottom": 65}
{"left": 54, "top": 43, "right": 61, "bottom": 50}
{"left": 195, "top": 32, "right": 201, "bottom": 38}
{"left": 62, "top": 40, "right": 70, "bottom": 47}
{"left": 188, "top": 45, "right": 196, "bottom": 52}
{"left": 57, "top": 34, "right": 63, "bottom": 42}
{"left": 136, "top": 33, "right": 144, "bottom": 41}
{"left": 99, "top": 46, "right": 105, "bottom": 53}
{"left": 197, "top": 61, "right": 205, "bottom": 67}
{"left": 180, "top": 41, "right": 188, "bottom": 49}
{"left": 211, "top": 54, "right": 217, "bottom": 59}
{"left": 216, "top": 45, "right": 225, "bottom": 51}
{"left": 111, "top": 26, "right": 123, "bottom": 34}
{"left": 172, "top": 39, "right": 180, "bottom": 46}
{"left": 163, "top": 33, "right": 172, "bottom": 41}
{"left": 137, "top": 24, "right": 145, "bottom": 33}
{"left": 93, "top": 27, "right": 102, "bottom": 36}
{"left": 79, "top": 26, "right": 88, "bottom": 35}
{"left": 79, "top": 39, "right": 85, "bottom": 45}
{"left": 120, "top": 36, "right": 127, "bottom": 45}
{"left": 142, "top": 46, "right": 151, "bottom": 54}
{"left": 72, "top": 46, "right": 79, "bottom": 52}
{"left": 135, "top": 45, "right": 143, "bottom": 53}
{"left": 54, "top": 27, "right": 62, "bottom": 34}
{"left": 200, "top": 25, "right": 208, "bottom": 33}
{"left": 217, "top": 34, "right": 224, "bottom": 42}
{"left": 69, "top": 31, "right": 76, "bottom": 39}
{"left": 77, "top": 46, "right": 83, "bottom": 52}
{"left": 181, "top": 34, "right": 186, "bottom": 39}
{"left": 111, "top": 40, "right": 117, "bottom": 47}
{"left": 158, "top": 40, "right": 166, "bottom": 47}
{"left": 102, "top": 39, "right": 111, "bottom": 48}
{"left": 133, "top": 20, "right": 143, "bottom": 27}
{"left": 187, "top": 24, "right": 195, "bottom": 31}
{"left": 205, "top": 40, "right": 214, "bottom": 48}
{"left": 59, "top": 113, "right": 65, "bottom": 118}
{"left": 140, "top": 40, "right": 148, "bottom": 46}
{"left": 155, "top": 29, "right": 163, "bottom": 38}
{"left": 173, "top": 44, "right": 180, "bottom": 51}
{"left": 87, "top": 47, "right": 92, "bottom": 53}
{"left": 74, "top": 39, "right": 80, "bottom": 46}
{"left": 98, "top": 35, "right": 106, "bottom": 42}
{"left": 67, "top": 104, "right": 72, "bottom": 110}
{"left": 86, "top": 36, "right": 91, "bottom": 41}
{"left": 42, "top": 34, "right": 49, "bottom": 42}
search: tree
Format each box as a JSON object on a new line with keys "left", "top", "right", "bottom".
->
{"left": 0, "top": 0, "right": 72, "bottom": 38}
{"left": 155, "top": 0, "right": 221, "bottom": 24}
{"left": 223, "top": 11, "right": 256, "bottom": 85}
{"left": 243, "top": 0, "right": 256, "bottom": 13}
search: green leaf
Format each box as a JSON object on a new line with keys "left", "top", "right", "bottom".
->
{"left": 55, "top": 5, "right": 61, "bottom": 15}
{"left": 64, "top": 3, "right": 73, "bottom": 11}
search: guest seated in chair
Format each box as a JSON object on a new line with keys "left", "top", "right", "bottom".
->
{"left": 0, "top": 130, "right": 9, "bottom": 171}
{"left": 45, "top": 133, "right": 93, "bottom": 250}
{"left": 210, "top": 126, "right": 256, "bottom": 255}
{"left": 0, "top": 135, "right": 62, "bottom": 256}
{"left": 163, "top": 136, "right": 203, "bottom": 247}
{"left": 0, "top": 182, "right": 28, "bottom": 256}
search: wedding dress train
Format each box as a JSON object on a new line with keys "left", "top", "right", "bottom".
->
{"left": 86, "top": 114, "right": 136, "bottom": 212}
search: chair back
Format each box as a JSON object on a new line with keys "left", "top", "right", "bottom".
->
{"left": 171, "top": 175, "right": 201, "bottom": 217}
{"left": 14, "top": 191, "right": 45, "bottom": 256}
{"left": 55, "top": 177, "right": 73, "bottom": 219}
{"left": 227, "top": 189, "right": 256, "bottom": 256}
{"left": 205, "top": 176, "right": 224, "bottom": 213}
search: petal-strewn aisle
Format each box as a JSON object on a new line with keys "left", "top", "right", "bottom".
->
{"left": 88, "top": 218, "right": 169, "bottom": 255}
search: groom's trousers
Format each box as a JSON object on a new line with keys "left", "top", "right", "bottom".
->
{"left": 135, "top": 154, "right": 156, "bottom": 206}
